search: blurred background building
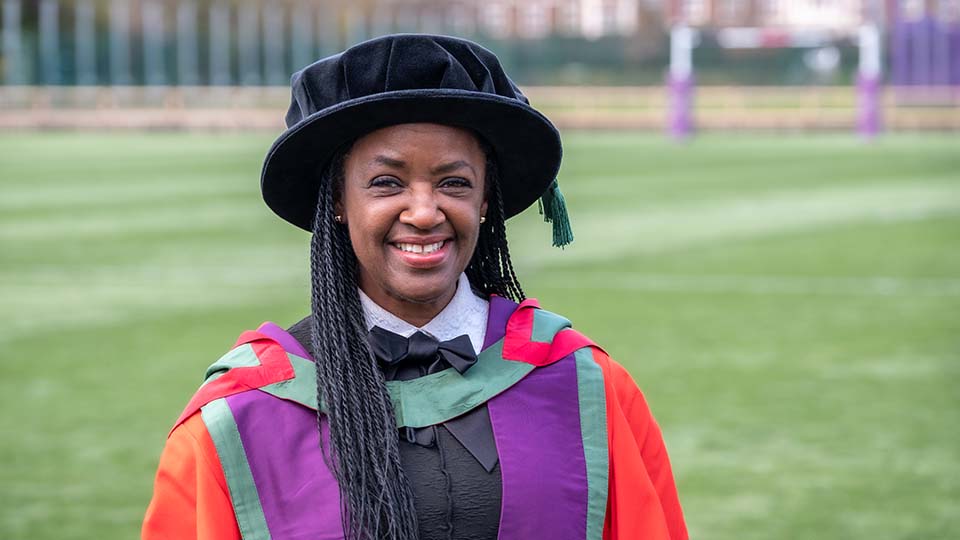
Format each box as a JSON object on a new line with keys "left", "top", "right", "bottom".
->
{"left": 0, "top": 0, "right": 958, "bottom": 131}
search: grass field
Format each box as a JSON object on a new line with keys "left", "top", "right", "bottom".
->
{"left": 1, "top": 132, "right": 958, "bottom": 539}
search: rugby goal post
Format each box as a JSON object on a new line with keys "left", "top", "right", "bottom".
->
{"left": 667, "top": 24, "right": 883, "bottom": 138}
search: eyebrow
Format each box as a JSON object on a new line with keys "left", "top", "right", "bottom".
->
{"left": 430, "top": 160, "right": 476, "bottom": 176}
{"left": 370, "top": 156, "right": 477, "bottom": 177}
{"left": 373, "top": 155, "right": 406, "bottom": 169}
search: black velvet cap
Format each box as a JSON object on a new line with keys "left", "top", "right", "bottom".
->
{"left": 261, "top": 34, "right": 563, "bottom": 232}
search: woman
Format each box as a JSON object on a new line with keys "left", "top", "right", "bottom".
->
{"left": 143, "top": 34, "right": 687, "bottom": 540}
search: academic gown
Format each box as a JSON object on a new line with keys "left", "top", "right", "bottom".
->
{"left": 142, "top": 296, "right": 688, "bottom": 540}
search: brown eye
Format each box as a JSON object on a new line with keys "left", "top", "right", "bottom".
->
{"left": 370, "top": 176, "right": 402, "bottom": 189}
{"left": 439, "top": 177, "right": 472, "bottom": 189}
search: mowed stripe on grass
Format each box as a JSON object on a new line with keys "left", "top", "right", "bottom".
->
{"left": 510, "top": 180, "right": 960, "bottom": 268}
{"left": 0, "top": 133, "right": 957, "bottom": 540}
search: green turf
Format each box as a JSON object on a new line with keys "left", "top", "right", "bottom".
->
{"left": 1, "top": 132, "right": 957, "bottom": 539}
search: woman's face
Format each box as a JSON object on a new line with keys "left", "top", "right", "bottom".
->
{"left": 339, "top": 123, "right": 488, "bottom": 323}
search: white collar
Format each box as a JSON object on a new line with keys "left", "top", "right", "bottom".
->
{"left": 358, "top": 273, "right": 489, "bottom": 354}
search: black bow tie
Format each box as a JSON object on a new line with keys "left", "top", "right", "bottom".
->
{"left": 364, "top": 326, "right": 497, "bottom": 471}
{"left": 367, "top": 326, "right": 477, "bottom": 380}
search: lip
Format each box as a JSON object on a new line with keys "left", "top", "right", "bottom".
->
{"left": 389, "top": 238, "right": 453, "bottom": 269}
{"left": 390, "top": 235, "right": 450, "bottom": 244}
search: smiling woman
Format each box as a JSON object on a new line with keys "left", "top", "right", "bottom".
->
{"left": 341, "top": 124, "right": 489, "bottom": 324}
{"left": 142, "top": 34, "right": 687, "bottom": 540}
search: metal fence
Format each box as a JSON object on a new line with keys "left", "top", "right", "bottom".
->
{"left": 2, "top": 0, "right": 362, "bottom": 87}
{"left": 3, "top": 0, "right": 960, "bottom": 87}
{"left": 1, "top": 0, "right": 958, "bottom": 132}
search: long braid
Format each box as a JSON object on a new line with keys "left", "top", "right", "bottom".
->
{"left": 465, "top": 153, "right": 526, "bottom": 302}
{"left": 309, "top": 140, "right": 526, "bottom": 540}
{"left": 310, "top": 151, "right": 419, "bottom": 540}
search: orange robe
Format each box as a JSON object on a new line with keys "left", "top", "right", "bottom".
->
{"left": 144, "top": 302, "right": 686, "bottom": 540}
{"left": 144, "top": 348, "right": 686, "bottom": 540}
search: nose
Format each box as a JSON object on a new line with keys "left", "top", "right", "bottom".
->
{"left": 399, "top": 184, "right": 445, "bottom": 230}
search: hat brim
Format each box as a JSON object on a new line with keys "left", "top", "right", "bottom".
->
{"left": 261, "top": 89, "right": 562, "bottom": 232}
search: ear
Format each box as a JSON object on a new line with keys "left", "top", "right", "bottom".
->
{"left": 480, "top": 200, "right": 488, "bottom": 221}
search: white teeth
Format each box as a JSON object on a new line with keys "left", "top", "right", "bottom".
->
{"left": 396, "top": 241, "right": 444, "bottom": 254}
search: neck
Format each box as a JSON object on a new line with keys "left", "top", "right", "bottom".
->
{"left": 360, "top": 286, "right": 457, "bottom": 328}
{"left": 385, "top": 296, "right": 452, "bottom": 327}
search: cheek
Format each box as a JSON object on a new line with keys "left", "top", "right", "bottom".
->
{"left": 344, "top": 203, "right": 396, "bottom": 261}
{"left": 343, "top": 202, "right": 373, "bottom": 262}
{"left": 457, "top": 208, "right": 484, "bottom": 250}
{"left": 348, "top": 219, "right": 384, "bottom": 258}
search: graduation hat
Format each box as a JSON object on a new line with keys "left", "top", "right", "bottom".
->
{"left": 260, "top": 33, "right": 573, "bottom": 246}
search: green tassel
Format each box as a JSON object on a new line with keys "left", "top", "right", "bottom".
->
{"left": 538, "top": 180, "right": 574, "bottom": 248}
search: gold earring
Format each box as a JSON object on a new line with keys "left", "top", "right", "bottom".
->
{"left": 480, "top": 216, "right": 486, "bottom": 224}
{"left": 334, "top": 215, "right": 343, "bottom": 223}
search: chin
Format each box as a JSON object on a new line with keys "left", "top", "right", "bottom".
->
{"left": 388, "top": 275, "right": 458, "bottom": 305}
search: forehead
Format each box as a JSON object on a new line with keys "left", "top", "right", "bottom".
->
{"left": 348, "top": 123, "right": 485, "bottom": 163}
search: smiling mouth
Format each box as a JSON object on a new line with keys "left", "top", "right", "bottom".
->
{"left": 393, "top": 241, "right": 445, "bottom": 254}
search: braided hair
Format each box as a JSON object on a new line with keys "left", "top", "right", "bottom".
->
{"left": 309, "top": 140, "right": 524, "bottom": 540}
